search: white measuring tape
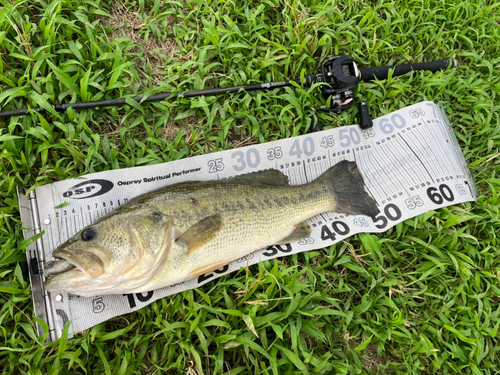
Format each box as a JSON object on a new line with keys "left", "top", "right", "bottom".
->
{"left": 19, "top": 101, "right": 477, "bottom": 342}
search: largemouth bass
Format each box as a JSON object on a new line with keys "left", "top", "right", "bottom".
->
{"left": 44, "top": 160, "right": 378, "bottom": 297}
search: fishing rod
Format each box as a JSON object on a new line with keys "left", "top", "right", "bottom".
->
{"left": 0, "top": 56, "right": 458, "bottom": 129}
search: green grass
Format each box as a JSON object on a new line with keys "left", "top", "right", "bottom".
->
{"left": 1, "top": 0, "right": 500, "bottom": 373}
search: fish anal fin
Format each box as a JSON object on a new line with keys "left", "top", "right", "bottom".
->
{"left": 176, "top": 214, "right": 222, "bottom": 254}
{"left": 189, "top": 261, "right": 228, "bottom": 278}
{"left": 275, "top": 222, "right": 311, "bottom": 245}
{"left": 232, "top": 169, "right": 289, "bottom": 186}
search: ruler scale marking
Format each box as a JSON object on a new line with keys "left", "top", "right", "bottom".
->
{"left": 377, "top": 142, "right": 415, "bottom": 197}
{"left": 392, "top": 135, "right": 428, "bottom": 185}
{"left": 414, "top": 125, "right": 449, "bottom": 179}
{"left": 397, "top": 134, "right": 435, "bottom": 183}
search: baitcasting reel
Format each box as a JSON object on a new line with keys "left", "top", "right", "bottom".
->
{"left": 312, "top": 55, "right": 372, "bottom": 130}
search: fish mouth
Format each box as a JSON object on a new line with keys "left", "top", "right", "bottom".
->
{"left": 43, "top": 259, "right": 76, "bottom": 278}
{"left": 52, "top": 249, "right": 105, "bottom": 278}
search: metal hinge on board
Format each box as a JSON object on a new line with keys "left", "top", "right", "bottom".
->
{"left": 17, "top": 188, "right": 58, "bottom": 343}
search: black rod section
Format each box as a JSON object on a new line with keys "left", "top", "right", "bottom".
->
{"left": 0, "top": 75, "right": 316, "bottom": 118}
{"left": 359, "top": 59, "right": 459, "bottom": 82}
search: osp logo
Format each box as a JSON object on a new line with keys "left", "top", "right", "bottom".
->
{"left": 63, "top": 180, "right": 114, "bottom": 199}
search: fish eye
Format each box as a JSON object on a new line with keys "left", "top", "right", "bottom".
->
{"left": 81, "top": 227, "right": 97, "bottom": 241}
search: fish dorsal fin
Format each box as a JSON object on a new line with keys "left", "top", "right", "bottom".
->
{"left": 274, "top": 222, "right": 311, "bottom": 245}
{"left": 177, "top": 214, "right": 222, "bottom": 254}
{"left": 231, "top": 169, "right": 289, "bottom": 186}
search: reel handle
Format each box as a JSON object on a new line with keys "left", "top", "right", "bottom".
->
{"left": 359, "top": 59, "right": 459, "bottom": 82}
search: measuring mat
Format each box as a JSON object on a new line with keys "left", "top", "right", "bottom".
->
{"left": 18, "top": 101, "right": 477, "bottom": 342}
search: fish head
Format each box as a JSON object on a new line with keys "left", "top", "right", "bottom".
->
{"left": 44, "top": 209, "right": 175, "bottom": 297}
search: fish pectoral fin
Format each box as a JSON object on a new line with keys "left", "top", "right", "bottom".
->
{"left": 231, "top": 169, "right": 289, "bottom": 186}
{"left": 274, "top": 222, "right": 311, "bottom": 245}
{"left": 188, "top": 261, "right": 228, "bottom": 278}
{"left": 176, "top": 214, "right": 222, "bottom": 254}
{"left": 173, "top": 225, "right": 184, "bottom": 241}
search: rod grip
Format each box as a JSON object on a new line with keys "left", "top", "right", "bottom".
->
{"left": 359, "top": 59, "right": 459, "bottom": 81}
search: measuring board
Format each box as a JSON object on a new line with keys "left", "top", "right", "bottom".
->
{"left": 18, "top": 101, "right": 477, "bottom": 342}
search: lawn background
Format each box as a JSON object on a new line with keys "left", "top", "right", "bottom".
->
{"left": 1, "top": 0, "right": 499, "bottom": 374}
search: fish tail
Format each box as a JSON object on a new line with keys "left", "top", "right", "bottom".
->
{"left": 318, "top": 160, "right": 379, "bottom": 217}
